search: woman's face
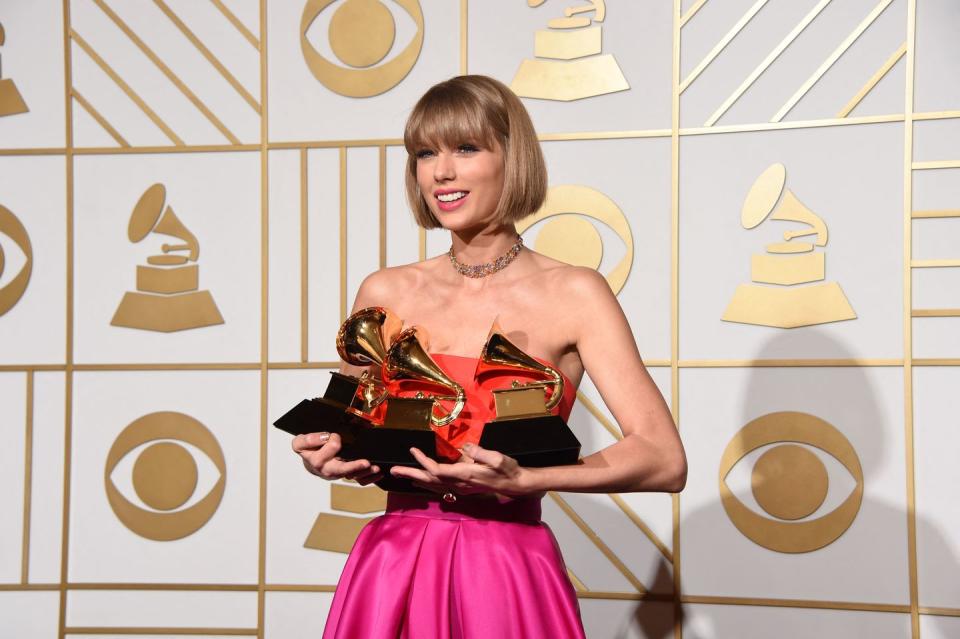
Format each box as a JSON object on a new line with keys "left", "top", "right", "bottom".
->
{"left": 415, "top": 139, "right": 505, "bottom": 232}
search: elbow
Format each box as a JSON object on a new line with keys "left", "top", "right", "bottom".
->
{"left": 663, "top": 455, "right": 687, "bottom": 493}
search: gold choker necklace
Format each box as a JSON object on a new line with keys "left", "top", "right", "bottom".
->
{"left": 449, "top": 236, "right": 524, "bottom": 278}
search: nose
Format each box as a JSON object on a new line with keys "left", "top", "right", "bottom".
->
{"left": 433, "top": 151, "right": 455, "bottom": 182}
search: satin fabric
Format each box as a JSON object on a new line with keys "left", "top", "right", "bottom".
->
{"left": 322, "top": 354, "right": 585, "bottom": 639}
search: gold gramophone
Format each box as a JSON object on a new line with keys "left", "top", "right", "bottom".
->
{"left": 475, "top": 323, "right": 581, "bottom": 467}
{"left": 382, "top": 326, "right": 466, "bottom": 431}
{"left": 274, "top": 307, "right": 401, "bottom": 449}
{"left": 722, "top": 163, "right": 856, "bottom": 328}
{"left": 0, "top": 22, "right": 29, "bottom": 118}
{"left": 111, "top": 183, "right": 224, "bottom": 332}
{"left": 475, "top": 322, "right": 564, "bottom": 419}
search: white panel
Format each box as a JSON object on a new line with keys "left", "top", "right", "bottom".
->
{"left": 66, "top": 590, "right": 258, "bottom": 628}
{"left": 72, "top": 95, "right": 123, "bottom": 148}
{"left": 580, "top": 598, "right": 673, "bottom": 639}
{"left": 28, "top": 372, "right": 66, "bottom": 584}
{"left": 345, "top": 147, "right": 380, "bottom": 311}
{"left": 914, "top": 0, "right": 960, "bottom": 112}
{"left": 424, "top": 225, "right": 448, "bottom": 259}
{"left": 73, "top": 152, "right": 261, "bottom": 364}
{"left": 912, "top": 167, "right": 960, "bottom": 211}
{"left": 680, "top": 123, "right": 903, "bottom": 360}
{"left": 110, "top": 0, "right": 260, "bottom": 143}
{"left": 913, "top": 218, "right": 960, "bottom": 261}
{"left": 921, "top": 614, "right": 960, "bottom": 639}
{"left": 682, "top": 604, "right": 911, "bottom": 639}
{"left": 469, "top": 0, "right": 673, "bottom": 133}
{"left": 913, "top": 267, "right": 960, "bottom": 310}
{"left": 385, "top": 145, "right": 419, "bottom": 268}
{"left": 0, "top": 373, "right": 27, "bottom": 583}
{"left": 914, "top": 367, "right": 960, "bottom": 608}
{"left": 219, "top": 0, "right": 259, "bottom": 37}
{"left": 0, "top": 3, "right": 66, "bottom": 149}
{"left": 540, "top": 138, "right": 671, "bottom": 360}
{"left": 267, "top": 0, "right": 461, "bottom": 142}
{"left": 0, "top": 156, "right": 68, "bottom": 364}
{"left": 71, "top": 0, "right": 225, "bottom": 144}
{"left": 306, "top": 148, "right": 341, "bottom": 362}
{"left": 0, "top": 591, "right": 60, "bottom": 639}
{"left": 266, "top": 368, "right": 350, "bottom": 585}
{"left": 913, "top": 317, "right": 960, "bottom": 359}
{"left": 679, "top": 366, "right": 909, "bottom": 603}
{"left": 914, "top": 119, "right": 960, "bottom": 163}
{"left": 264, "top": 592, "right": 334, "bottom": 639}
{"left": 69, "top": 370, "right": 260, "bottom": 583}
{"left": 268, "top": 149, "right": 301, "bottom": 362}
{"left": 541, "top": 494, "right": 634, "bottom": 593}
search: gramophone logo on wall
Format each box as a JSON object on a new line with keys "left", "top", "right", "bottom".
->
{"left": 719, "top": 411, "right": 864, "bottom": 553}
{"left": 304, "top": 483, "right": 387, "bottom": 554}
{"left": 300, "top": 0, "right": 424, "bottom": 98}
{"left": 722, "top": 163, "right": 856, "bottom": 328}
{"left": 510, "top": 0, "right": 629, "bottom": 101}
{"left": 0, "top": 203, "right": 32, "bottom": 316}
{"left": 517, "top": 184, "right": 633, "bottom": 294}
{"left": 0, "top": 22, "right": 29, "bottom": 117}
{"left": 104, "top": 411, "right": 226, "bottom": 541}
{"left": 111, "top": 183, "right": 224, "bottom": 332}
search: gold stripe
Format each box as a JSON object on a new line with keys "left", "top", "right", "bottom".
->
{"left": 607, "top": 493, "right": 672, "bottom": 561}
{"left": 679, "top": 358, "right": 903, "bottom": 367}
{"left": 682, "top": 594, "right": 911, "bottom": 613}
{"left": 914, "top": 358, "right": 960, "bottom": 366}
{"left": 0, "top": 365, "right": 67, "bottom": 372}
{"left": 270, "top": 361, "right": 340, "bottom": 369}
{"left": 567, "top": 567, "right": 588, "bottom": 593}
{"left": 211, "top": 0, "right": 259, "bottom": 50}
{"left": 74, "top": 363, "right": 262, "bottom": 370}
{"left": 379, "top": 145, "right": 387, "bottom": 268}
{"left": 903, "top": 3, "right": 919, "bottom": 636}
{"left": 837, "top": 42, "right": 906, "bottom": 118}
{"left": 772, "top": 0, "right": 894, "bottom": 122}
{"left": 418, "top": 226, "right": 426, "bottom": 261}
{"left": 152, "top": 0, "right": 261, "bottom": 114}
{"left": 540, "top": 129, "right": 673, "bottom": 141}
{"left": 912, "top": 209, "right": 960, "bottom": 218}
{"left": 912, "top": 309, "right": 960, "bottom": 317}
{"left": 67, "top": 583, "right": 258, "bottom": 590}
{"left": 21, "top": 371, "right": 33, "bottom": 584}
{"left": 0, "top": 148, "right": 70, "bottom": 156}
{"left": 679, "top": 0, "right": 769, "bottom": 93}
{"left": 301, "top": 148, "right": 309, "bottom": 363}
{"left": 548, "top": 492, "right": 647, "bottom": 593}
{"left": 671, "top": 2, "right": 683, "bottom": 635}
{"left": 578, "top": 591, "right": 673, "bottom": 601}
{"left": 913, "top": 160, "right": 960, "bottom": 170}
{"left": 340, "top": 147, "right": 348, "bottom": 322}
{"left": 912, "top": 259, "right": 960, "bottom": 267}
{"left": 575, "top": 391, "right": 622, "bottom": 440}
{"left": 264, "top": 584, "right": 337, "bottom": 592}
{"left": 704, "top": 0, "right": 832, "bottom": 126}
{"left": 64, "top": 628, "right": 257, "bottom": 636}
{"left": 91, "top": 0, "right": 241, "bottom": 144}
{"left": 460, "top": 0, "right": 468, "bottom": 75}
{"left": 70, "top": 89, "right": 129, "bottom": 147}
{"left": 70, "top": 29, "right": 184, "bottom": 145}
{"left": 0, "top": 584, "right": 60, "bottom": 591}
{"left": 258, "top": 3, "right": 268, "bottom": 637}
{"left": 913, "top": 110, "right": 960, "bottom": 121}
{"left": 679, "top": 0, "right": 708, "bottom": 28}
{"left": 920, "top": 607, "right": 960, "bottom": 617}
{"left": 692, "top": 112, "right": 902, "bottom": 136}
{"left": 72, "top": 144, "right": 259, "bottom": 155}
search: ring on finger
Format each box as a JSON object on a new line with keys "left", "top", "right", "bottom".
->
{"left": 442, "top": 492, "right": 457, "bottom": 504}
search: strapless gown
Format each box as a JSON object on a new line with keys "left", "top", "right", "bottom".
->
{"left": 322, "top": 353, "right": 586, "bottom": 639}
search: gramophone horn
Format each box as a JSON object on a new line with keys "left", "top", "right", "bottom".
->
{"left": 383, "top": 326, "right": 465, "bottom": 427}
{"left": 475, "top": 323, "right": 564, "bottom": 410}
{"left": 336, "top": 306, "right": 402, "bottom": 367}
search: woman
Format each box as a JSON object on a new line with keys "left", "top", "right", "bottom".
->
{"left": 293, "top": 75, "right": 686, "bottom": 638}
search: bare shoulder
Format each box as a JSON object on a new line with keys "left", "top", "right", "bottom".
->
{"left": 525, "top": 251, "right": 614, "bottom": 301}
{"left": 353, "top": 257, "right": 443, "bottom": 308}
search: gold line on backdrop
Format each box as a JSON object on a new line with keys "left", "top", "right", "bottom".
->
{"left": 211, "top": 0, "right": 260, "bottom": 51}
{"left": 300, "top": 148, "right": 309, "bottom": 363}
{"left": 258, "top": 2, "right": 268, "bottom": 637}
{"left": 21, "top": 370, "right": 33, "bottom": 584}
{"left": 837, "top": 41, "right": 907, "bottom": 118}
{"left": 670, "top": 1, "right": 682, "bottom": 634}
{"left": 70, "top": 88, "right": 129, "bottom": 147}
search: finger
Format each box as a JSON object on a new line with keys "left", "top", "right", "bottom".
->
{"left": 356, "top": 472, "right": 384, "bottom": 486}
{"left": 390, "top": 464, "right": 437, "bottom": 484}
{"left": 409, "top": 447, "right": 442, "bottom": 474}
{"left": 461, "top": 443, "right": 507, "bottom": 470}
{"left": 320, "top": 458, "right": 371, "bottom": 479}
{"left": 351, "top": 464, "right": 381, "bottom": 480}
{"left": 292, "top": 431, "right": 331, "bottom": 453}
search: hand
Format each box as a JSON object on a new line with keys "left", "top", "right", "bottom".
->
{"left": 291, "top": 432, "right": 382, "bottom": 485}
{"left": 390, "top": 443, "right": 534, "bottom": 497}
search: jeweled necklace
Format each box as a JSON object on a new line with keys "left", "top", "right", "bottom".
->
{"left": 449, "top": 235, "right": 524, "bottom": 278}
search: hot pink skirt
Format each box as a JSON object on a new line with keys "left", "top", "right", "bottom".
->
{"left": 322, "top": 493, "right": 586, "bottom": 639}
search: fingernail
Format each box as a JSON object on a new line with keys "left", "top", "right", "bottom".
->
{"left": 317, "top": 432, "right": 330, "bottom": 443}
{"left": 371, "top": 465, "right": 380, "bottom": 473}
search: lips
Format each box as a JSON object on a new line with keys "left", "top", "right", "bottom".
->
{"left": 434, "top": 189, "right": 470, "bottom": 212}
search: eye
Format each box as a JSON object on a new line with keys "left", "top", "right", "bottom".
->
{"left": 104, "top": 412, "right": 226, "bottom": 541}
{"left": 516, "top": 184, "right": 633, "bottom": 294}
{"left": 300, "top": 0, "right": 424, "bottom": 98}
{"left": 456, "top": 144, "right": 479, "bottom": 154}
{"left": 718, "top": 411, "right": 864, "bottom": 553}
{"left": 415, "top": 148, "right": 435, "bottom": 160}
{"left": 0, "top": 203, "right": 33, "bottom": 317}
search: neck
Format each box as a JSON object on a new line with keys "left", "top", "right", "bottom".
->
{"left": 449, "top": 224, "right": 519, "bottom": 264}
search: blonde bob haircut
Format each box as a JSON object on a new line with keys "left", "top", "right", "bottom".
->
{"left": 403, "top": 75, "right": 547, "bottom": 229}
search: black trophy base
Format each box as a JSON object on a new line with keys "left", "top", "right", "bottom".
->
{"left": 355, "top": 428, "right": 438, "bottom": 494}
{"left": 273, "top": 397, "right": 367, "bottom": 459}
{"left": 479, "top": 414, "right": 581, "bottom": 467}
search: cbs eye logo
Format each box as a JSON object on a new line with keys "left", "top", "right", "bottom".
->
{"left": 517, "top": 184, "right": 633, "bottom": 294}
{"left": 104, "top": 412, "right": 226, "bottom": 541}
{"left": 718, "top": 411, "right": 864, "bottom": 553}
{"left": 0, "top": 204, "right": 33, "bottom": 317}
{"left": 300, "top": 0, "right": 424, "bottom": 98}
